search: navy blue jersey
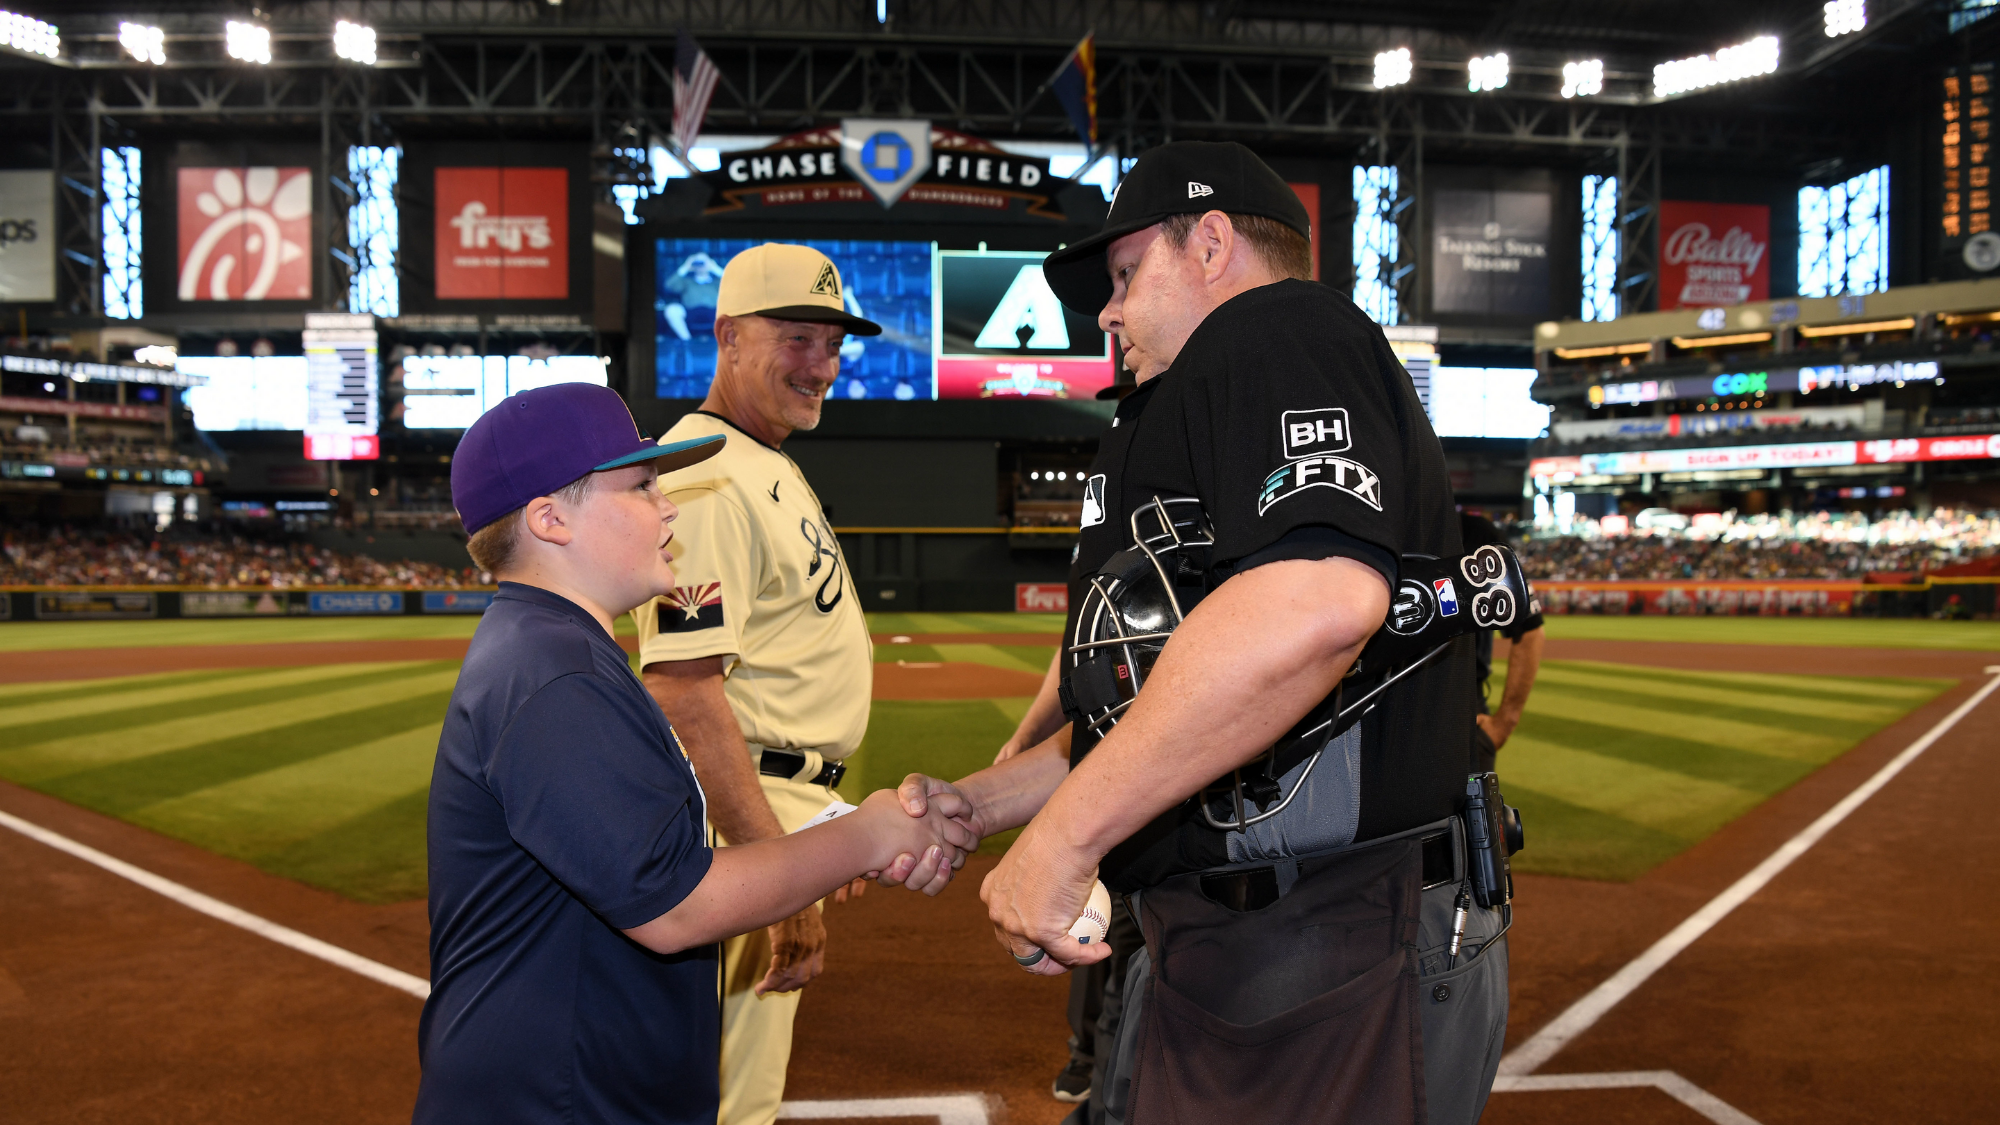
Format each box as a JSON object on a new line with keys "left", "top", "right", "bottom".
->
{"left": 416, "top": 583, "right": 717, "bottom": 1125}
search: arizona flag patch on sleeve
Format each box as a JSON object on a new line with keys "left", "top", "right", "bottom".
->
{"left": 659, "top": 582, "right": 724, "bottom": 633}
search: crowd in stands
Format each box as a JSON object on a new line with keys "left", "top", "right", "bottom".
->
{"left": 1516, "top": 509, "right": 2000, "bottom": 581}
{"left": 2, "top": 431, "right": 219, "bottom": 473}
{"left": 0, "top": 526, "right": 483, "bottom": 588}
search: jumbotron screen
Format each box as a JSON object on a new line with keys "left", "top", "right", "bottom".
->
{"left": 654, "top": 238, "right": 935, "bottom": 401}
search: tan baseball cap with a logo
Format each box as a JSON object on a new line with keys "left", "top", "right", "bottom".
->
{"left": 716, "top": 243, "right": 883, "bottom": 336}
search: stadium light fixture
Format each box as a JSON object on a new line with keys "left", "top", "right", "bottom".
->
{"left": 225, "top": 20, "right": 271, "bottom": 65}
{"left": 1, "top": 9, "right": 60, "bottom": 60}
{"left": 1653, "top": 35, "right": 1779, "bottom": 98}
{"left": 1824, "top": 0, "right": 1866, "bottom": 36}
{"left": 333, "top": 19, "right": 376, "bottom": 64}
{"left": 1374, "top": 47, "right": 1412, "bottom": 89}
{"left": 119, "top": 21, "right": 165, "bottom": 65}
{"left": 1468, "top": 52, "right": 1509, "bottom": 92}
{"left": 1562, "top": 59, "right": 1604, "bottom": 98}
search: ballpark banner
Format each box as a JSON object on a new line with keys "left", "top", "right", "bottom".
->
{"left": 1660, "top": 201, "right": 1769, "bottom": 308}
{"left": 0, "top": 170, "right": 54, "bottom": 302}
{"left": 177, "top": 166, "right": 314, "bottom": 301}
{"left": 1536, "top": 582, "right": 1858, "bottom": 618}
{"left": 1430, "top": 188, "right": 1552, "bottom": 317}
{"left": 309, "top": 591, "right": 405, "bottom": 615}
{"left": 1529, "top": 432, "right": 2000, "bottom": 478}
{"left": 435, "top": 167, "right": 570, "bottom": 299}
{"left": 840, "top": 119, "right": 933, "bottom": 208}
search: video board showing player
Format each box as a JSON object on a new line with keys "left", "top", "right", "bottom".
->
{"left": 654, "top": 238, "right": 935, "bottom": 401}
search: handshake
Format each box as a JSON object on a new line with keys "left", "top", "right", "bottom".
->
{"left": 852, "top": 780, "right": 986, "bottom": 895}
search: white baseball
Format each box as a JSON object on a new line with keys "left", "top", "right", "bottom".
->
{"left": 1067, "top": 879, "right": 1113, "bottom": 945}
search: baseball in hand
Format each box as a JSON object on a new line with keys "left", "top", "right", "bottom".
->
{"left": 1067, "top": 879, "right": 1113, "bottom": 945}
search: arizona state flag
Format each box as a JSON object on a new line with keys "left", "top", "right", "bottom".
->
{"left": 1050, "top": 34, "right": 1097, "bottom": 148}
{"left": 659, "top": 582, "right": 724, "bottom": 633}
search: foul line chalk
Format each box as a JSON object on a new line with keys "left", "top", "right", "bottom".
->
{"left": 0, "top": 809, "right": 430, "bottom": 1001}
{"left": 1500, "top": 668, "right": 2000, "bottom": 1077}
{"left": 779, "top": 1095, "right": 988, "bottom": 1124}
{"left": 1494, "top": 1070, "right": 1761, "bottom": 1125}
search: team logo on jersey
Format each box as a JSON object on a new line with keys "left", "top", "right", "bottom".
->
{"left": 1434, "top": 577, "right": 1460, "bottom": 617}
{"left": 660, "top": 583, "right": 724, "bottom": 633}
{"left": 1257, "top": 455, "right": 1382, "bottom": 515}
{"left": 800, "top": 517, "right": 845, "bottom": 613}
{"left": 1280, "top": 408, "right": 1352, "bottom": 459}
{"left": 1080, "top": 474, "right": 1107, "bottom": 528}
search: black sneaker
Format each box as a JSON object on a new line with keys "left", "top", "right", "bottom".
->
{"left": 1052, "top": 1056, "right": 1092, "bottom": 1103}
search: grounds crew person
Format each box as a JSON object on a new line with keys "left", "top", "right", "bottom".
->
{"left": 895, "top": 142, "right": 1509, "bottom": 1124}
{"left": 417, "top": 383, "right": 970, "bottom": 1125}
{"left": 631, "top": 243, "right": 883, "bottom": 1125}
{"left": 1462, "top": 511, "right": 1545, "bottom": 774}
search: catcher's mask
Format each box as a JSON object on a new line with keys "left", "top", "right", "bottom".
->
{"left": 1060, "top": 496, "right": 1535, "bottom": 832}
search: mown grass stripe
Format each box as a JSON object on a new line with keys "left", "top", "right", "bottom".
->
{"left": 1537, "top": 658, "right": 1947, "bottom": 703}
{"left": 1503, "top": 782, "right": 1693, "bottom": 883}
{"left": 1527, "top": 679, "right": 1893, "bottom": 744}
{"left": 0, "top": 666, "right": 266, "bottom": 704}
{"left": 0, "top": 666, "right": 462, "bottom": 783}
{"left": 38, "top": 690, "right": 455, "bottom": 816}
{"left": 256, "top": 788, "right": 433, "bottom": 905}
{"left": 1497, "top": 735, "right": 1763, "bottom": 841}
{"left": 1520, "top": 687, "right": 1854, "bottom": 762}
{"left": 1513, "top": 711, "right": 1815, "bottom": 792}
{"left": 132, "top": 722, "right": 442, "bottom": 859}
{"left": 930, "top": 643, "right": 1048, "bottom": 674}
{"left": 0, "top": 661, "right": 436, "bottom": 735}
{"left": 1533, "top": 665, "right": 1935, "bottom": 724}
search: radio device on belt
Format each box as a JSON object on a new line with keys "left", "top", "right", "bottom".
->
{"left": 1059, "top": 495, "right": 1538, "bottom": 834}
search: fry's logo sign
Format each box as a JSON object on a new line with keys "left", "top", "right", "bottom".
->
{"left": 177, "top": 167, "right": 313, "bottom": 302}
{"left": 434, "top": 167, "right": 569, "bottom": 300}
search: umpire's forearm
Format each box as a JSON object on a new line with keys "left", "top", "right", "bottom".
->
{"left": 642, "top": 660, "right": 784, "bottom": 845}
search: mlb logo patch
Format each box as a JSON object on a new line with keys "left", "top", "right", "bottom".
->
{"left": 1433, "top": 577, "right": 1460, "bottom": 617}
{"left": 660, "top": 582, "right": 724, "bottom": 633}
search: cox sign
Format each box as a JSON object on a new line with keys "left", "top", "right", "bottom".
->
{"left": 1711, "top": 371, "right": 1768, "bottom": 397}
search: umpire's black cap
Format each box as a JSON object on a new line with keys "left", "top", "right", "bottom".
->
{"left": 1043, "top": 141, "right": 1312, "bottom": 316}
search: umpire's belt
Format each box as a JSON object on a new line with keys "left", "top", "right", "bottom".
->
{"left": 754, "top": 745, "right": 847, "bottom": 788}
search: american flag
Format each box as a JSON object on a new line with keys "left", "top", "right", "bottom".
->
{"left": 671, "top": 30, "right": 720, "bottom": 161}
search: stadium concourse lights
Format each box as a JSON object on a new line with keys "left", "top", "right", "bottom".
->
{"left": 225, "top": 19, "right": 271, "bottom": 65}
{"left": 1467, "top": 52, "right": 1508, "bottom": 92}
{"left": 1, "top": 9, "right": 60, "bottom": 60}
{"left": 1373, "top": 47, "right": 1412, "bottom": 89}
{"left": 1825, "top": 0, "right": 1866, "bottom": 37}
{"left": 1653, "top": 35, "right": 1779, "bottom": 98}
{"left": 1562, "top": 59, "right": 1604, "bottom": 98}
{"left": 119, "top": 21, "right": 165, "bottom": 65}
{"left": 333, "top": 19, "right": 376, "bottom": 64}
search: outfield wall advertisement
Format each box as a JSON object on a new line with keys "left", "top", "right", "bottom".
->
{"left": 1530, "top": 432, "right": 2000, "bottom": 478}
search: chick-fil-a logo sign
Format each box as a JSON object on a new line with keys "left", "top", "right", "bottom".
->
{"left": 434, "top": 167, "right": 569, "bottom": 300}
{"left": 1660, "top": 201, "right": 1769, "bottom": 309}
{"left": 177, "top": 167, "right": 313, "bottom": 301}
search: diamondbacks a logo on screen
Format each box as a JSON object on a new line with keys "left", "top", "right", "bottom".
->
{"left": 1257, "top": 455, "right": 1382, "bottom": 514}
{"left": 660, "top": 582, "right": 724, "bottom": 632}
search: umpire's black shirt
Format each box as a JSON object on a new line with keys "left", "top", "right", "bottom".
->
{"left": 1065, "top": 279, "right": 1472, "bottom": 891}
{"left": 417, "top": 582, "right": 717, "bottom": 1125}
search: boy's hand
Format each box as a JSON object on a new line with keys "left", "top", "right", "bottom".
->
{"left": 857, "top": 789, "right": 974, "bottom": 896}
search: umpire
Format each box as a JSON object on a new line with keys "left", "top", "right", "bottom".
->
{"left": 633, "top": 243, "right": 877, "bottom": 1125}
{"left": 901, "top": 142, "right": 1508, "bottom": 1124}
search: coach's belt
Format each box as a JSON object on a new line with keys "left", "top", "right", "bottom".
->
{"left": 758, "top": 748, "right": 847, "bottom": 789}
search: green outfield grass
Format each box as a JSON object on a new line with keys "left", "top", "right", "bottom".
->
{"left": 1543, "top": 615, "right": 2000, "bottom": 651}
{"left": 1496, "top": 659, "right": 1950, "bottom": 880}
{"left": 0, "top": 611, "right": 1965, "bottom": 902}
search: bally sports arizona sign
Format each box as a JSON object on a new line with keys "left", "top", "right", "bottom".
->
{"left": 1659, "top": 201, "right": 1770, "bottom": 309}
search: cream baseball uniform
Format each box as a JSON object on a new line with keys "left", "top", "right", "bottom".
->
{"left": 633, "top": 409, "right": 871, "bottom": 1125}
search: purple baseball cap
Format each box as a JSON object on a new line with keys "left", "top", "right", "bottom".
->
{"left": 451, "top": 383, "right": 724, "bottom": 534}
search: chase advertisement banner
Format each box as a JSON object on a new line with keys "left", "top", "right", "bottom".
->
{"left": 1431, "top": 189, "right": 1551, "bottom": 317}
{"left": 0, "top": 170, "right": 54, "bottom": 302}
{"left": 309, "top": 591, "right": 405, "bottom": 615}
{"left": 687, "top": 123, "right": 1073, "bottom": 221}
